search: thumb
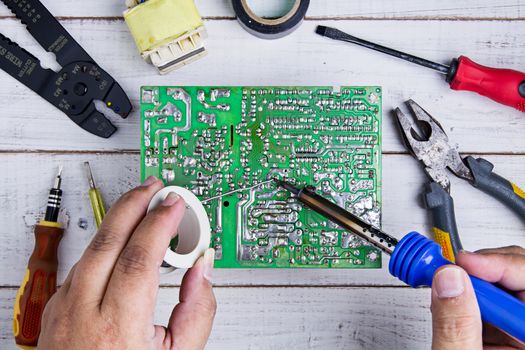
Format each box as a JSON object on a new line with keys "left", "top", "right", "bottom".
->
{"left": 431, "top": 265, "right": 483, "bottom": 350}
{"left": 165, "top": 248, "right": 217, "bottom": 349}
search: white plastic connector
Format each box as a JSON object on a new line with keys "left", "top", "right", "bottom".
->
{"left": 125, "top": 0, "right": 139, "bottom": 8}
{"left": 143, "top": 26, "right": 208, "bottom": 75}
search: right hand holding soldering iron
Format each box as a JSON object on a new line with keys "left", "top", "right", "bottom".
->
{"left": 37, "top": 176, "right": 216, "bottom": 350}
{"left": 432, "top": 248, "right": 525, "bottom": 349}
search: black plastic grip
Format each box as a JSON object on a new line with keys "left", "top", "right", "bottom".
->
{"left": 0, "top": 33, "right": 55, "bottom": 94}
{"left": 424, "top": 182, "right": 462, "bottom": 261}
{"left": 465, "top": 157, "right": 525, "bottom": 218}
{"left": 2, "top": 0, "right": 92, "bottom": 65}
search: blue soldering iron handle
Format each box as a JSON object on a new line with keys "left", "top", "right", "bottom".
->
{"left": 389, "top": 232, "right": 525, "bottom": 343}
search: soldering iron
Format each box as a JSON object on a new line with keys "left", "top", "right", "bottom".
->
{"left": 275, "top": 179, "right": 525, "bottom": 343}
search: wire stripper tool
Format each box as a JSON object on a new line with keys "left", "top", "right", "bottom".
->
{"left": 394, "top": 100, "right": 525, "bottom": 261}
{"left": 0, "top": 0, "right": 132, "bottom": 138}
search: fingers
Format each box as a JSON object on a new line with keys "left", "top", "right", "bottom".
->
{"left": 103, "top": 193, "right": 186, "bottom": 318}
{"left": 475, "top": 246, "right": 525, "bottom": 256}
{"left": 71, "top": 177, "right": 163, "bottom": 300}
{"left": 431, "top": 265, "right": 482, "bottom": 350}
{"left": 165, "top": 249, "right": 216, "bottom": 350}
{"left": 456, "top": 250, "right": 525, "bottom": 292}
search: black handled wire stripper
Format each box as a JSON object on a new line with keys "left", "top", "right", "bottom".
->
{"left": 0, "top": 0, "right": 132, "bottom": 138}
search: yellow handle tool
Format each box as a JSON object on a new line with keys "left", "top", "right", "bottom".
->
{"left": 85, "top": 162, "right": 106, "bottom": 228}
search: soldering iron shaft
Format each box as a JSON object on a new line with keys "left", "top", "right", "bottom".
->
{"left": 275, "top": 179, "right": 398, "bottom": 254}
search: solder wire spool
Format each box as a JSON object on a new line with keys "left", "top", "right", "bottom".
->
{"left": 147, "top": 186, "right": 211, "bottom": 273}
{"left": 232, "top": 0, "right": 310, "bottom": 39}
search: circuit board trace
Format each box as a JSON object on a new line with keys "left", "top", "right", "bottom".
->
{"left": 141, "top": 86, "right": 382, "bottom": 268}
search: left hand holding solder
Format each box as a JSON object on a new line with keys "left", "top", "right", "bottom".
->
{"left": 431, "top": 247, "right": 525, "bottom": 350}
{"left": 37, "top": 177, "right": 216, "bottom": 350}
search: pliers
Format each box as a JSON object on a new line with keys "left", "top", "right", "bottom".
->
{"left": 0, "top": 0, "right": 132, "bottom": 138}
{"left": 394, "top": 100, "right": 525, "bottom": 262}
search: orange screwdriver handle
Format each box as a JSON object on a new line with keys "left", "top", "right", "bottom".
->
{"left": 449, "top": 56, "right": 525, "bottom": 112}
{"left": 13, "top": 223, "right": 63, "bottom": 348}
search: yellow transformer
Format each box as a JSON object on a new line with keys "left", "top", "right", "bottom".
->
{"left": 124, "top": 0, "right": 207, "bottom": 74}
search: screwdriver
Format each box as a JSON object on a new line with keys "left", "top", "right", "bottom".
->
{"left": 13, "top": 166, "right": 65, "bottom": 348}
{"left": 316, "top": 25, "right": 525, "bottom": 112}
{"left": 275, "top": 179, "right": 525, "bottom": 342}
{"left": 84, "top": 162, "right": 105, "bottom": 228}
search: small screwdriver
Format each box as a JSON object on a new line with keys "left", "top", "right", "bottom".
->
{"left": 84, "top": 162, "right": 105, "bottom": 228}
{"left": 13, "top": 166, "right": 65, "bottom": 348}
{"left": 275, "top": 179, "right": 525, "bottom": 342}
{"left": 316, "top": 26, "right": 525, "bottom": 112}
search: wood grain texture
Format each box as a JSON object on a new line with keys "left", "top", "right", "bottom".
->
{"left": 0, "top": 19, "right": 523, "bottom": 152}
{"left": 0, "top": 287, "right": 431, "bottom": 349}
{"left": 0, "top": 1, "right": 524, "bottom": 348}
{"left": 1, "top": 153, "right": 524, "bottom": 287}
{"left": 0, "top": 0, "right": 523, "bottom": 19}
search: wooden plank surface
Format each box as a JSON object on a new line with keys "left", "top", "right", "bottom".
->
{"left": 1, "top": 287, "right": 431, "bottom": 349}
{"left": 0, "top": 19, "right": 524, "bottom": 152}
{"left": 1, "top": 0, "right": 524, "bottom": 348}
{"left": 0, "top": 0, "right": 523, "bottom": 19}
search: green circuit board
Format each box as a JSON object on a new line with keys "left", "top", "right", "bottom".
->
{"left": 140, "top": 86, "right": 382, "bottom": 268}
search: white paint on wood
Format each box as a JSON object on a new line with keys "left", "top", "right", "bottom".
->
{"left": 0, "top": 287, "right": 431, "bottom": 349}
{"left": 0, "top": 20, "right": 523, "bottom": 152}
{"left": 0, "top": 0, "right": 523, "bottom": 18}
{"left": 1, "top": 153, "right": 524, "bottom": 286}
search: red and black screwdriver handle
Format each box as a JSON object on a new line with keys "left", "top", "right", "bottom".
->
{"left": 424, "top": 156, "right": 525, "bottom": 262}
{"left": 447, "top": 56, "right": 525, "bottom": 112}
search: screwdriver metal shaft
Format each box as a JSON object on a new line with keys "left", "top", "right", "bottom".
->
{"left": 316, "top": 25, "right": 525, "bottom": 112}
{"left": 316, "top": 25, "right": 450, "bottom": 74}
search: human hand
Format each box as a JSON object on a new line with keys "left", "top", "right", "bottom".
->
{"left": 38, "top": 176, "right": 216, "bottom": 350}
{"left": 431, "top": 246, "right": 525, "bottom": 349}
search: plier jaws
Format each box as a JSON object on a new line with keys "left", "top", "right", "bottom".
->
{"left": 394, "top": 99, "right": 473, "bottom": 192}
{"left": 394, "top": 99, "right": 525, "bottom": 263}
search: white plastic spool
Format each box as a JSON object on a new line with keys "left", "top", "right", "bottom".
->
{"left": 147, "top": 186, "right": 211, "bottom": 273}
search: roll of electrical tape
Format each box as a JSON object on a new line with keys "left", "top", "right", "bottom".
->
{"left": 232, "top": 0, "right": 310, "bottom": 39}
{"left": 147, "top": 186, "right": 211, "bottom": 272}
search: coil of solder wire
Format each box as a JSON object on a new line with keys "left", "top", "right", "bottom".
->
{"left": 147, "top": 186, "right": 211, "bottom": 273}
{"left": 231, "top": 0, "right": 310, "bottom": 39}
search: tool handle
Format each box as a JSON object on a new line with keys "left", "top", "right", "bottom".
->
{"left": 465, "top": 156, "right": 525, "bottom": 218}
{"left": 390, "top": 232, "right": 525, "bottom": 343}
{"left": 89, "top": 189, "right": 106, "bottom": 228}
{"left": 424, "top": 182, "right": 462, "bottom": 262}
{"left": 13, "top": 223, "right": 63, "bottom": 347}
{"left": 449, "top": 56, "right": 525, "bottom": 112}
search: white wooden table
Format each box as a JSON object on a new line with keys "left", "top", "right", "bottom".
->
{"left": 1, "top": 1, "right": 524, "bottom": 348}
